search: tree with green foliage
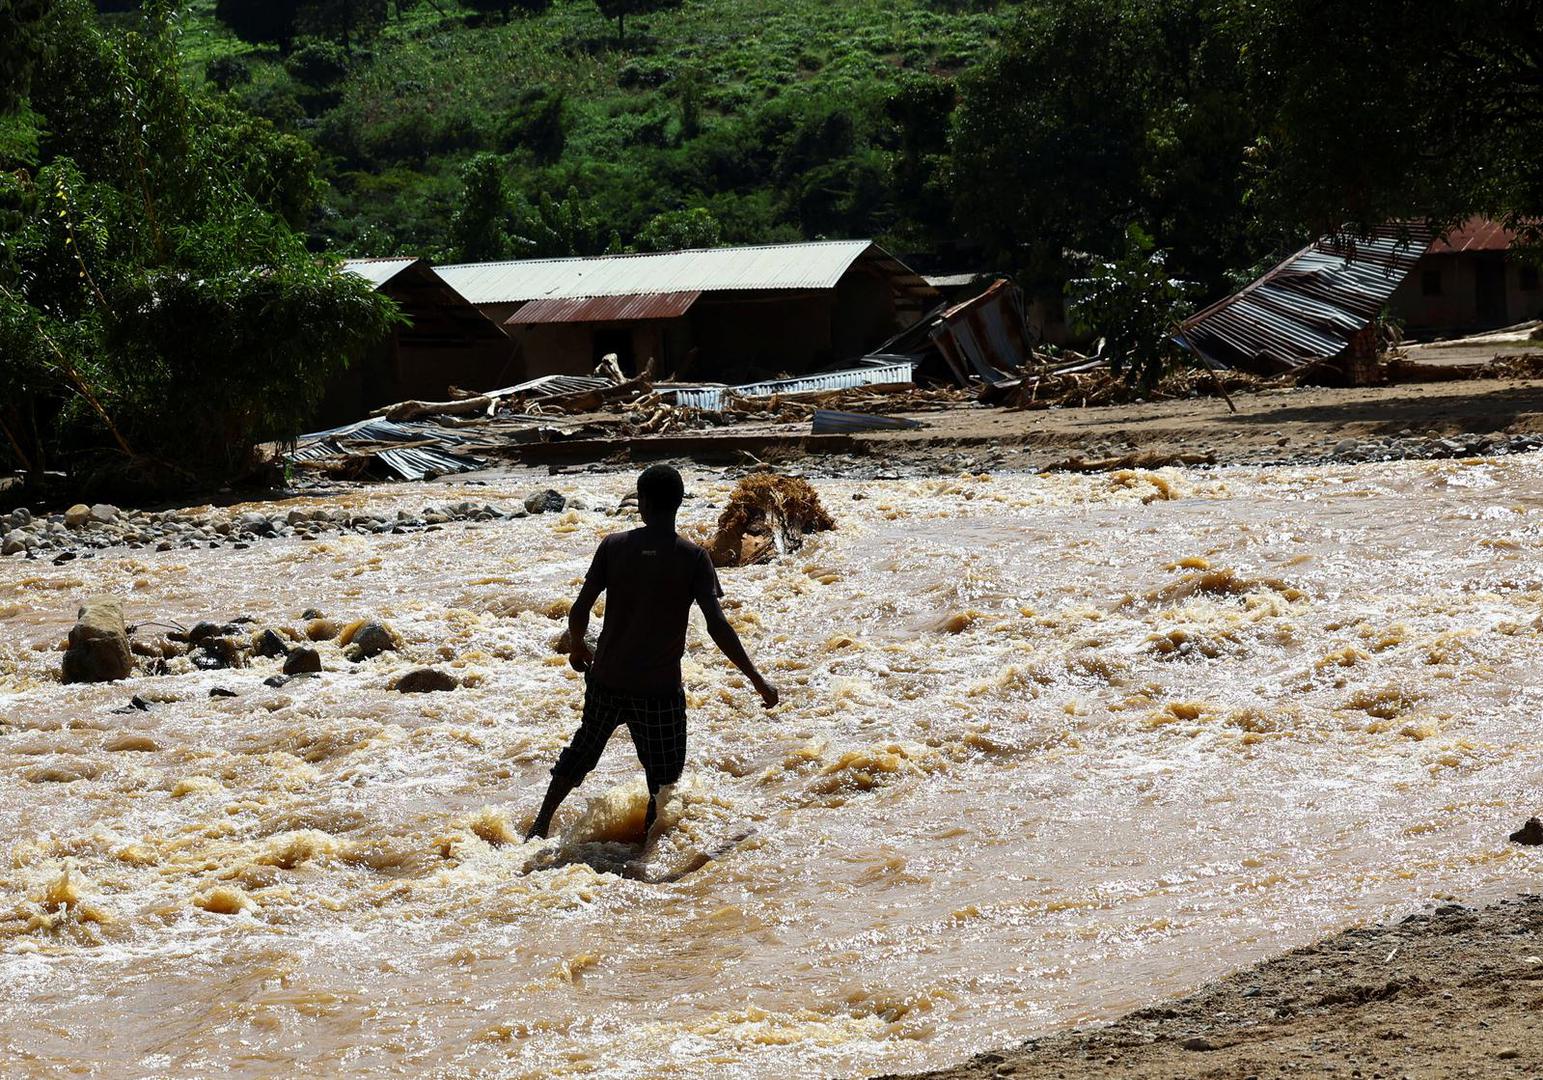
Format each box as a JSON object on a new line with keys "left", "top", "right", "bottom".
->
{"left": 1, "top": 0, "right": 55, "bottom": 111}
{"left": 593, "top": 0, "right": 680, "bottom": 49}
{"left": 447, "top": 152, "right": 511, "bottom": 262}
{"left": 301, "top": 0, "right": 387, "bottom": 51}
{"left": 1, "top": 0, "right": 396, "bottom": 491}
{"left": 498, "top": 85, "right": 566, "bottom": 163}
{"left": 512, "top": 187, "right": 617, "bottom": 257}
{"left": 460, "top": 0, "right": 549, "bottom": 21}
{"left": 952, "top": 0, "right": 1257, "bottom": 296}
{"left": 213, "top": 0, "right": 304, "bottom": 52}
{"left": 634, "top": 207, "right": 721, "bottom": 252}
{"left": 1065, "top": 227, "right": 1201, "bottom": 387}
{"left": 1237, "top": 0, "right": 1543, "bottom": 242}
{"left": 885, "top": 73, "right": 955, "bottom": 248}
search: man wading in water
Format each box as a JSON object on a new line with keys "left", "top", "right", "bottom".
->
{"left": 526, "top": 464, "right": 779, "bottom": 842}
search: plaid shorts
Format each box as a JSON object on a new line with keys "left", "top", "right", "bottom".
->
{"left": 551, "top": 676, "right": 688, "bottom": 793}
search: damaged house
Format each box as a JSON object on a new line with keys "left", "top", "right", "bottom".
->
{"left": 316, "top": 258, "right": 517, "bottom": 425}
{"left": 436, "top": 241, "right": 939, "bottom": 382}
{"left": 1388, "top": 218, "right": 1542, "bottom": 335}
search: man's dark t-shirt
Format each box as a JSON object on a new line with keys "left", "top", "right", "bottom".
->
{"left": 584, "top": 528, "right": 722, "bottom": 697}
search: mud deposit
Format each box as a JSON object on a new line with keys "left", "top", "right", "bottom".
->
{"left": 3, "top": 459, "right": 1542, "bottom": 1078}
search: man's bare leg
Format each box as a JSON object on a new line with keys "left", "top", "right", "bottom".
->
{"left": 642, "top": 783, "right": 675, "bottom": 843}
{"left": 527, "top": 774, "right": 578, "bottom": 840}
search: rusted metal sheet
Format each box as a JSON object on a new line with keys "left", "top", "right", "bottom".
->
{"left": 1430, "top": 218, "right": 1515, "bottom": 254}
{"left": 665, "top": 362, "right": 914, "bottom": 412}
{"left": 1177, "top": 225, "right": 1433, "bottom": 373}
{"left": 438, "top": 241, "right": 933, "bottom": 305}
{"left": 505, "top": 291, "right": 701, "bottom": 326}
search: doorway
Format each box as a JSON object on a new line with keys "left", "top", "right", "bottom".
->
{"left": 592, "top": 328, "right": 635, "bottom": 376}
{"left": 1475, "top": 255, "right": 1508, "bottom": 328}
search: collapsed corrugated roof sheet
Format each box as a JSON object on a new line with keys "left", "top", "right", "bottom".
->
{"left": 504, "top": 291, "right": 702, "bottom": 326}
{"left": 438, "top": 241, "right": 933, "bottom": 305}
{"left": 288, "top": 417, "right": 485, "bottom": 481}
{"left": 666, "top": 361, "right": 915, "bottom": 411}
{"left": 928, "top": 278, "right": 1033, "bottom": 385}
{"left": 1176, "top": 226, "right": 1433, "bottom": 373}
{"left": 863, "top": 277, "right": 1034, "bottom": 387}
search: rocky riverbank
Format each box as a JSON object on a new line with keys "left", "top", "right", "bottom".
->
{"left": 0, "top": 488, "right": 604, "bottom": 562}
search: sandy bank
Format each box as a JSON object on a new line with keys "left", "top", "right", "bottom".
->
{"left": 884, "top": 893, "right": 1542, "bottom": 1080}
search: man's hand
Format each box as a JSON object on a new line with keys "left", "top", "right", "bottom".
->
{"left": 568, "top": 639, "right": 593, "bottom": 673}
{"left": 753, "top": 676, "right": 779, "bottom": 709}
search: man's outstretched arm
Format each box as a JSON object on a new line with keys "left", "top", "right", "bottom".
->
{"left": 699, "top": 592, "right": 778, "bottom": 708}
{"left": 567, "top": 576, "right": 604, "bottom": 672}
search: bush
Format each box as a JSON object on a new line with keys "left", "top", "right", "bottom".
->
{"left": 205, "top": 55, "right": 252, "bottom": 91}
{"left": 285, "top": 38, "right": 351, "bottom": 88}
{"left": 497, "top": 85, "right": 566, "bottom": 163}
{"left": 239, "top": 82, "right": 306, "bottom": 129}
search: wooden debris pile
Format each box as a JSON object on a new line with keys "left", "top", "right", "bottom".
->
{"left": 700, "top": 473, "right": 836, "bottom": 568}
{"left": 993, "top": 365, "right": 1280, "bottom": 411}
{"left": 719, "top": 385, "right": 972, "bottom": 423}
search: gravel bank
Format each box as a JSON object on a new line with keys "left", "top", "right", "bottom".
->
{"left": 883, "top": 893, "right": 1543, "bottom": 1080}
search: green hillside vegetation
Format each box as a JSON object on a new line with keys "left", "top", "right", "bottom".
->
{"left": 4, "top": 0, "right": 1537, "bottom": 495}
{"left": 174, "top": 0, "right": 1003, "bottom": 260}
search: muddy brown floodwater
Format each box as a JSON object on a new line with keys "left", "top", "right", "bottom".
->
{"left": 3, "top": 459, "right": 1542, "bottom": 1078}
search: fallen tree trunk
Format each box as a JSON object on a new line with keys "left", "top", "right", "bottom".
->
{"left": 370, "top": 396, "right": 494, "bottom": 422}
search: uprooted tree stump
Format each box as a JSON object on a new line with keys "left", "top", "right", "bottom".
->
{"left": 703, "top": 473, "right": 835, "bottom": 568}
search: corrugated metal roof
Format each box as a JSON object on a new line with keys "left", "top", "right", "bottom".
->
{"left": 1177, "top": 226, "right": 1432, "bottom": 373}
{"left": 667, "top": 362, "right": 914, "bottom": 411}
{"left": 505, "top": 290, "right": 702, "bottom": 326}
{"left": 342, "top": 257, "right": 420, "bottom": 289}
{"left": 1430, "top": 218, "right": 1515, "bottom": 254}
{"left": 439, "top": 240, "right": 882, "bottom": 305}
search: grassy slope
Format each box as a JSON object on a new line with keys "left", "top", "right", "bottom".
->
{"left": 173, "top": 0, "right": 1004, "bottom": 255}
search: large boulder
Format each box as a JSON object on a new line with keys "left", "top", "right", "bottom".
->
{"left": 61, "top": 597, "right": 134, "bottom": 684}
{"left": 64, "top": 504, "right": 92, "bottom": 529}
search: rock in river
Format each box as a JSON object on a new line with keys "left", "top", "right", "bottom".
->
{"left": 61, "top": 597, "right": 134, "bottom": 683}
{"left": 282, "top": 646, "right": 323, "bottom": 675}
{"left": 524, "top": 489, "right": 566, "bottom": 514}
{"left": 392, "top": 668, "right": 459, "bottom": 694}
{"left": 1510, "top": 817, "right": 1543, "bottom": 846}
{"left": 345, "top": 620, "right": 398, "bottom": 661}
{"left": 252, "top": 629, "right": 290, "bottom": 659}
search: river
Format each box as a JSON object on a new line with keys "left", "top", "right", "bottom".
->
{"left": 2, "top": 457, "right": 1540, "bottom": 1077}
